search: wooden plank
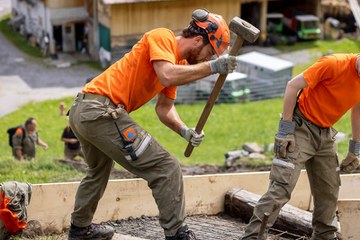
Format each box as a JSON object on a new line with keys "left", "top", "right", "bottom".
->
{"left": 337, "top": 199, "right": 360, "bottom": 239}
{"left": 184, "top": 170, "right": 311, "bottom": 216}
{"left": 339, "top": 173, "right": 360, "bottom": 199}
{"left": 27, "top": 171, "right": 312, "bottom": 232}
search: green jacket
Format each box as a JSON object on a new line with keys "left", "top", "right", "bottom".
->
{"left": 12, "top": 128, "right": 39, "bottom": 159}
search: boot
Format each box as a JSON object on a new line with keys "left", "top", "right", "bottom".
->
{"left": 68, "top": 223, "right": 114, "bottom": 240}
{"left": 165, "top": 225, "right": 197, "bottom": 240}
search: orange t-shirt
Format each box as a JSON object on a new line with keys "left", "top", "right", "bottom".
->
{"left": 299, "top": 53, "right": 360, "bottom": 127}
{"left": 83, "top": 28, "right": 186, "bottom": 113}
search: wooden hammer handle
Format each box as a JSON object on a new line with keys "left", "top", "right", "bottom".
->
{"left": 184, "top": 36, "right": 245, "bottom": 157}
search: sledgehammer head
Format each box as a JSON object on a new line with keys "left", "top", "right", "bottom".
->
{"left": 229, "top": 17, "right": 260, "bottom": 43}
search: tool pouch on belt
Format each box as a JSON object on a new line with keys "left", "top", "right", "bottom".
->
{"left": 107, "top": 106, "right": 152, "bottom": 161}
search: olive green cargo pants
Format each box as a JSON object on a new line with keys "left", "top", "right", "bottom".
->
{"left": 69, "top": 93, "right": 185, "bottom": 237}
{"left": 242, "top": 107, "right": 340, "bottom": 240}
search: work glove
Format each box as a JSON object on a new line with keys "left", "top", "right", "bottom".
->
{"left": 180, "top": 125, "right": 205, "bottom": 147}
{"left": 209, "top": 55, "right": 237, "bottom": 75}
{"left": 340, "top": 139, "right": 360, "bottom": 173}
{"left": 274, "top": 119, "right": 296, "bottom": 158}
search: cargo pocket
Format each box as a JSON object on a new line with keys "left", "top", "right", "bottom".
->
{"left": 112, "top": 128, "right": 152, "bottom": 161}
{"left": 79, "top": 101, "right": 107, "bottom": 122}
{"left": 269, "top": 157, "right": 295, "bottom": 185}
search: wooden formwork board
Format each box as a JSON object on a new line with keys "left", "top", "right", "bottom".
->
{"left": 27, "top": 171, "right": 312, "bottom": 231}
{"left": 337, "top": 199, "right": 360, "bottom": 240}
{"left": 26, "top": 172, "right": 360, "bottom": 233}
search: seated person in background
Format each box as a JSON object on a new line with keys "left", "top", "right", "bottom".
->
{"left": 61, "top": 125, "right": 84, "bottom": 161}
{"left": 12, "top": 117, "right": 48, "bottom": 160}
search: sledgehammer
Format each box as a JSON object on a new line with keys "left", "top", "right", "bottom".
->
{"left": 184, "top": 17, "right": 260, "bottom": 157}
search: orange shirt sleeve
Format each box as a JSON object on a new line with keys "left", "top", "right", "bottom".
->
{"left": 148, "top": 29, "right": 181, "bottom": 100}
{"left": 303, "top": 55, "right": 336, "bottom": 88}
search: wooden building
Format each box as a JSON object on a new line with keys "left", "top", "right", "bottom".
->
{"left": 95, "top": 0, "right": 244, "bottom": 63}
{"left": 10, "top": 0, "right": 324, "bottom": 63}
{"left": 10, "top": 0, "right": 90, "bottom": 55}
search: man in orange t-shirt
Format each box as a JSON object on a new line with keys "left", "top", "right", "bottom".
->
{"left": 68, "top": 9, "right": 237, "bottom": 240}
{"left": 242, "top": 53, "right": 360, "bottom": 240}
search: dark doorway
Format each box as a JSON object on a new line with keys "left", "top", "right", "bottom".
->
{"left": 75, "top": 23, "right": 87, "bottom": 53}
{"left": 53, "top": 25, "right": 62, "bottom": 51}
{"left": 241, "top": 2, "right": 261, "bottom": 45}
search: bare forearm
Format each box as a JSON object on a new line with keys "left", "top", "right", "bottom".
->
{"left": 282, "top": 85, "right": 298, "bottom": 121}
{"left": 155, "top": 94, "right": 185, "bottom": 134}
{"left": 154, "top": 61, "right": 212, "bottom": 87}
{"left": 282, "top": 73, "right": 307, "bottom": 121}
{"left": 157, "top": 105, "right": 184, "bottom": 134}
{"left": 38, "top": 139, "right": 48, "bottom": 149}
{"left": 351, "top": 104, "right": 360, "bottom": 141}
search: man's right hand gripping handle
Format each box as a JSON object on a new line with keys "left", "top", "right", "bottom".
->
{"left": 274, "top": 120, "right": 296, "bottom": 158}
{"left": 209, "top": 55, "right": 237, "bottom": 75}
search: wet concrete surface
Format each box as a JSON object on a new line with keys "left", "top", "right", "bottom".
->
{"left": 107, "top": 214, "right": 304, "bottom": 240}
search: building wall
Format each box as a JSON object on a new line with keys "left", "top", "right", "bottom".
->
{"left": 97, "top": 0, "right": 111, "bottom": 28}
{"left": 12, "top": 0, "right": 46, "bottom": 44}
{"left": 44, "top": 0, "right": 85, "bottom": 9}
{"left": 107, "top": 0, "right": 242, "bottom": 48}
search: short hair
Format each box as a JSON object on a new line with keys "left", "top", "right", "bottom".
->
{"left": 25, "top": 117, "right": 35, "bottom": 127}
{"left": 182, "top": 20, "right": 210, "bottom": 45}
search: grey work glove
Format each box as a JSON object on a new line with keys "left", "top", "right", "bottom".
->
{"left": 340, "top": 140, "right": 360, "bottom": 173}
{"left": 209, "top": 55, "right": 237, "bottom": 75}
{"left": 180, "top": 125, "right": 204, "bottom": 147}
{"left": 274, "top": 120, "right": 296, "bottom": 158}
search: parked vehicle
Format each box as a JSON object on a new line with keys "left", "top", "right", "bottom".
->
{"left": 265, "top": 13, "right": 297, "bottom": 46}
{"left": 283, "top": 14, "right": 321, "bottom": 40}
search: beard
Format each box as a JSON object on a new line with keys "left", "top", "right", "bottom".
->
{"left": 186, "top": 45, "right": 204, "bottom": 65}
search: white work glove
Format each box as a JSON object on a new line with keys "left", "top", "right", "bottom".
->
{"left": 274, "top": 120, "right": 296, "bottom": 158}
{"left": 180, "top": 125, "right": 204, "bottom": 147}
{"left": 209, "top": 55, "right": 237, "bottom": 75}
{"left": 340, "top": 140, "right": 360, "bottom": 173}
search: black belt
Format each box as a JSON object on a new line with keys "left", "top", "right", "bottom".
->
{"left": 294, "top": 106, "right": 328, "bottom": 129}
{"left": 77, "top": 93, "right": 116, "bottom": 107}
